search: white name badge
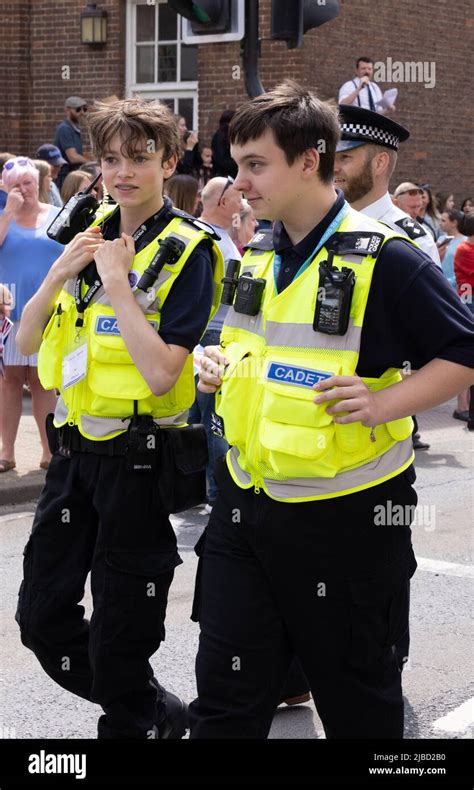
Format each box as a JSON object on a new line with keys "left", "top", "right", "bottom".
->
{"left": 62, "top": 342, "right": 88, "bottom": 390}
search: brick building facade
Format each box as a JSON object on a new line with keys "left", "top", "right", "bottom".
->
{"left": 1, "top": 0, "right": 472, "bottom": 201}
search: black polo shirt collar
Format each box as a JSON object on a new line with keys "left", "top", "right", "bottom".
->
{"left": 272, "top": 188, "right": 345, "bottom": 292}
{"left": 273, "top": 188, "right": 345, "bottom": 257}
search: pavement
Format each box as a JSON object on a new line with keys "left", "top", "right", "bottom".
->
{"left": 0, "top": 396, "right": 472, "bottom": 741}
{"left": 0, "top": 395, "right": 472, "bottom": 507}
{"left": 0, "top": 395, "right": 48, "bottom": 506}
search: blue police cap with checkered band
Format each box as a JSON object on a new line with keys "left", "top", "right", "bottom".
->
{"left": 337, "top": 105, "right": 410, "bottom": 152}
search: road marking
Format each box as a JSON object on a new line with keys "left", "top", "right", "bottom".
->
{"left": 417, "top": 556, "right": 474, "bottom": 579}
{"left": 0, "top": 512, "right": 35, "bottom": 524}
{"left": 432, "top": 698, "right": 474, "bottom": 734}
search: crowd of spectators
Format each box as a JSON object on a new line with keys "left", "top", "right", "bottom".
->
{"left": 0, "top": 94, "right": 473, "bottom": 473}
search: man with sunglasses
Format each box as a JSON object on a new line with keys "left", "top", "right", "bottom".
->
{"left": 190, "top": 176, "right": 243, "bottom": 511}
{"left": 54, "top": 96, "right": 89, "bottom": 188}
{"left": 392, "top": 182, "right": 440, "bottom": 265}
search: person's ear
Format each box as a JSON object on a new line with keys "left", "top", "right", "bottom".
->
{"left": 162, "top": 153, "right": 177, "bottom": 180}
{"left": 372, "top": 151, "right": 389, "bottom": 178}
{"left": 301, "top": 148, "right": 320, "bottom": 180}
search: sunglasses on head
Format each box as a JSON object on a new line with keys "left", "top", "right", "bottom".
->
{"left": 217, "top": 176, "right": 235, "bottom": 206}
{"left": 4, "top": 158, "right": 29, "bottom": 170}
{"left": 396, "top": 188, "right": 423, "bottom": 197}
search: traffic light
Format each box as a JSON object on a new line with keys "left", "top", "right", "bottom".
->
{"left": 168, "top": 0, "right": 244, "bottom": 44}
{"left": 271, "top": 0, "right": 340, "bottom": 49}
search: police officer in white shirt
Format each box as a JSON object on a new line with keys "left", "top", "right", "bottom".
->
{"left": 334, "top": 103, "right": 436, "bottom": 461}
{"left": 333, "top": 105, "right": 441, "bottom": 266}
{"left": 339, "top": 57, "right": 392, "bottom": 114}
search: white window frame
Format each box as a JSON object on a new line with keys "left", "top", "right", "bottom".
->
{"left": 126, "top": 0, "right": 198, "bottom": 128}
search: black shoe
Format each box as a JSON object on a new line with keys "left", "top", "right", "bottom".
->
{"left": 279, "top": 691, "right": 311, "bottom": 707}
{"left": 467, "top": 420, "right": 474, "bottom": 432}
{"left": 413, "top": 436, "right": 430, "bottom": 450}
{"left": 157, "top": 691, "right": 189, "bottom": 739}
{"left": 453, "top": 409, "right": 469, "bottom": 422}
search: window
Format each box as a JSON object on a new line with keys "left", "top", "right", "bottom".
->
{"left": 127, "top": 0, "right": 198, "bottom": 129}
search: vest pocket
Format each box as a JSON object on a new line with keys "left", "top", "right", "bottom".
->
{"left": 259, "top": 378, "right": 335, "bottom": 473}
{"left": 38, "top": 301, "right": 71, "bottom": 391}
{"left": 386, "top": 416, "right": 414, "bottom": 441}
{"left": 215, "top": 344, "right": 257, "bottom": 446}
{"left": 260, "top": 418, "right": 335, "bottom": 475}
{"left": 84, "top": 308, "right": 160, "bottom": 408}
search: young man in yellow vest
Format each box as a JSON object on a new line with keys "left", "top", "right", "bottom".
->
{"left": 189, "top": 81, "right": 474, "bottom": 739}
{"left": 15, "top": 99, "right": 223, "bottom": 739}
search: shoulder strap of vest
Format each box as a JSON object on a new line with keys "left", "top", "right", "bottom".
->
{"left": 244, "top": 228, "right": 274, "bottom": 252}
{"left": 89, "top": 203, "right": 118, "bottom": 228}
{"left": 393, "top": 216, "right": 427, "bottom": 240}
{"left": 166, "top": 205, "right": 222, "bottom": 241}
{"left": 325, "top": 230, "right": 386, "bottom": 259}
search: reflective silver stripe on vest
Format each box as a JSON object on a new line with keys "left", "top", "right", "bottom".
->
{"left": 265, "top": 319, "right": 362, "bottom": 351}
{"left": 223, "top": 309, "right": 265, "bottom": 336}
{"left": 54, "top": 397, "right": 188, "bottom": 438}
{"left": 227, "top": 437, "right": 414, "bottom": 499}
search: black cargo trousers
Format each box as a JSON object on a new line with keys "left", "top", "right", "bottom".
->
{"left": 189, "top": 456, "right": 418, "bottom": 739}
{"left": 15, "top": 439, "right": 182, "bottom": 739}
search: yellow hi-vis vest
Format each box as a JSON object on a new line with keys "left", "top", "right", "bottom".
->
{"left": 215, "top": 208, "right": 415, "bottom": 501}
{"left": 38, "top": 207, "right": 224, "bottom": 440}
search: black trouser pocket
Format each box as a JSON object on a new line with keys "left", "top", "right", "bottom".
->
{"left": 348, "top": 554, "right": 416, "bottom": 668}
{"left": 15, "top": 537, "right": 33, "bottom": 632}
{"left": 190, "top": 530, "right": 207, "bottom": 623}
{"left": 103, "top": 550, "right": 181, "bottom": 647}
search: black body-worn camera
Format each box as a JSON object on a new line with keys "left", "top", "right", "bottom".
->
{"left": 233, "top": 272, "right": 266, "bottom": 316}
{"left": 47, "top": 173, "right": 101, "bottom": 244}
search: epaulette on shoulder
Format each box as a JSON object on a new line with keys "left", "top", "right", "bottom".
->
{"left": 393, "top": 217, "right": 427, "bottom": 240}
{"left": 244, "top": 228, "right": 274, "bottom": 252}
{"left": 167, "top": 206, "right": 221, "bottom": 240}
{"left": 325, "top": 231, "right": 385, "bottom": 258}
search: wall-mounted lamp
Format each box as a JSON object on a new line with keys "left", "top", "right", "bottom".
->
{"left": 81, "top": 3, "right": 107, "bottom": 45}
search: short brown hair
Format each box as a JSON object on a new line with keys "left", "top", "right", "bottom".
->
{"left": 365, "top": 144, "right": 398, "bottom": 180}
{"left": 87, "top": 98, "right": 180, "bottom": 163}
{"left": 460, "top": 211, "right": 474, "bottom": 237}
{"left": 229, "top": 80, "right": 340, "bottom": 183}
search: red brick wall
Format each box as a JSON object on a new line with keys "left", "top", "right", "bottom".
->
{"left": 1, "top": 1, "right": 32, "bottom": 156}
{"left": 197, "top": 0, "right": 474, "bottom": 204}
{"left": 1, "top": 0, "right": 126, "bottom": 159}
{"left": 1, "top": 0, "right": 472, "bottom": 204}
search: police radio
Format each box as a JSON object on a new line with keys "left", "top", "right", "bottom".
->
{"left": 221, "top": 259, "right": 241, "bottom": 305}
{"left": 313, "top": 250, "right": 355, "bottom": 335}
{"left": 47, "top": 173, "right": 102, "bottom": 244}
{"left": 137, "top": 236, "right": 186, "bottom": 293}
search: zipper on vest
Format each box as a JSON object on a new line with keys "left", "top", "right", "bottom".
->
{"left": 67, "top": 312, "right": 87, "bottom": 428}
{"left": 244, "top": 374, "right": 265, "bottom": 494}
{"left": 56, "top": 303, "right": 63, "bottom": 327}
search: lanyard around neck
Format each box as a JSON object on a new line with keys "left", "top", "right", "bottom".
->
{"left": 74, "top": 201, "right": 168, "bottom": 319}
{"left": 273, "top": 201, "right": 350, "bottom": 294}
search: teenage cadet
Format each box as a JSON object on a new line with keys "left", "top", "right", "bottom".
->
{"left": 189, "top": 81, "right": 474, "bottom": 739}
{"left": 15, "top": 99, "right": 223, "bottom": 739}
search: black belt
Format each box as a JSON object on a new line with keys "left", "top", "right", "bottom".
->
{"left": 57, "top": 424, "right": 129, "bottom": 457}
